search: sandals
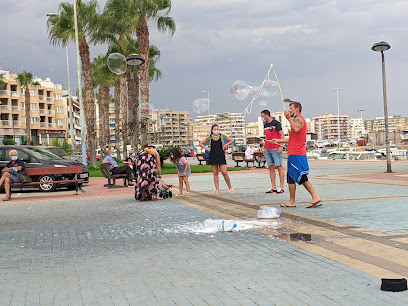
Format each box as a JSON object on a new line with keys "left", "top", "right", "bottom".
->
{"left": 213, "top": 190, "right": 219, "bottom": 195}
{"left": 229, "top": 189, "right": 234, "bottom": 194}
{"left": 306, "top": 201, "right": 322, "bottom": 208}
{"left": 176, "top": 193, "right": 183, "bottom": 197}
{"left": 186, "top": 192, "right": 191, "bottom": 197}
{"left": 3, "top": 196, "right": 11, "bottom": 201}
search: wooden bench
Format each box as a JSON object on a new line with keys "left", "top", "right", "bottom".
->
{"left": 196, "top": 153, "right": 209, "bottom": 165}
{"left": 9, "top": 166, "right": 85, "bottom": 194}
{"left": 254, "top": 152, "right": 266, "bottom": 168}
{"left": 232, "top": 152, "right": 245, "bottom": 167}
{"left": 100, "top": 163, "right": 128, "bottom": 188}
{"left": 244, "top": 155, "right": 256, "bottom": 167}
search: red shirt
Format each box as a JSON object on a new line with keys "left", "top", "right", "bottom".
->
{"left": 287, "top": 115, "right": 307, "bottom": 155}
{"left": 264, "top": 119, "right": 282, "bottom": 150}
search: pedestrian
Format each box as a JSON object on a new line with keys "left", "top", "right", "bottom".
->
{"left": 102, "top": 149, "right": 135, "bottom": 185}
{"left": 170, "top": 147, "right": 191, "bottom": 196}
{"left": 261, "top": 110, "right": 285, "bottom": 194}
{"left": 199, "top": 124, "right": 234, "bottom": 194}
{"left": 271, "top": 101, "right": 321, "bottom": 208}
{"left": 135, "top": 145, "right": 162, "bottom": 201}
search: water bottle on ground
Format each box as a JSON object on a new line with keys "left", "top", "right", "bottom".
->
{"left": 204, "top": 219, "right": 237, "bottom": 232}
{"left": 257, "top": 206, "right": 282, "bottom": 219}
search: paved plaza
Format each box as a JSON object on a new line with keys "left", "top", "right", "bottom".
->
{"left": 1, "top": 160, "right": 408, "bottom": 305}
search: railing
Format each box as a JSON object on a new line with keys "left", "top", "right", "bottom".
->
{"left": 0, "top": 90, "right": 10, "bottom": 96}
{"left": 11, "top": 106, "right": 20, "bottom": 111}
{"left": 40, "top": 122, "right": 47, "bottom": 128}
{"left": 39, "top": 109, "right": 47, "bottom": 114}
{"left": 13, "top": 120, "right": 21, "bottom": 126}
{"left": 1, "top": 120, "right": 11, "bottom": 126}
{"left": 48, "top": 110, "right": 55, "bottom": 115}
{"left": 48, "top": 123, "right": 56, "bottom": 128}
{"left": 0, "top": 105, "right": 11, "bottom": 111}
{"left": 47, "top": 97, "right": 54, "bottom": 102}
{"left": 11, "top": 91, "right": 19, "bottom": 97}
{"left": 39, "top": 95, "right": 46, "bottom": 100}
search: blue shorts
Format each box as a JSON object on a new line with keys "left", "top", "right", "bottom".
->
{"left": 265, "top": 149, "right": 283, "bottom": 167}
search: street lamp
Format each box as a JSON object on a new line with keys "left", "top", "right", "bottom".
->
{"left": 202, "top": 90, "right": 210, "bottom": 115}
{"left": 332, "top": 88, "right": 343, "bottom": 146}
{"left": 372, "top": 41, "right": 392, "bottom": 173}
{"left": 126, "top": 54, "right": 145, "bottom": 151}
{"left": 47, "top": 13, "right": 75, "bottom": 151}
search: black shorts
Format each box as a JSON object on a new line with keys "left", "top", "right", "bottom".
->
{"left": 287, "top": 173, "right": 308, "bottom": 185}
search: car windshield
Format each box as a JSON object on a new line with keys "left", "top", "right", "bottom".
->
{"left": 45, "top": 147, "right": 68, "bottom": 157}
{"left": 27, "top": 148, "right": 63, "bottom": 160}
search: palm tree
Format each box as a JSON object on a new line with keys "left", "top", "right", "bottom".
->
{"left": 47, "top": 0, "right": 100, "bottom": 167}
{"left": 91, "top": 54, "right": 116, "bottom": 158}
{"left": 16, "top": 71, "right": 40, "bottom": 144}
{"left": 104, "top": 0, "right": 175, "bottom": 147}
{"left": 0, "top": 74, "right": 6, "bottom": 90}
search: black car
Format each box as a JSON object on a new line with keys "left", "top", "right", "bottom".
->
{"left": 0, "top": 145, "right": 89, "bottom": 192}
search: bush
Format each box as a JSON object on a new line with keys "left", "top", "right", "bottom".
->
{"left": 2, "top": 139, "right": 16, "bottom": 145}
{"left": 157, "top": 146, "right": 173, "bottom": 165}
{"left": 22, "top": 140, "right": 35, "bottom": 145}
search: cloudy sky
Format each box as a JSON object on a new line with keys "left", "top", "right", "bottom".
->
{"left": 1, "top": 0, "right": 407, "bottom": 121}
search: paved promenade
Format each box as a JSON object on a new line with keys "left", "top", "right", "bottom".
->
{"left": 1, "top": 160, "right": 408, "bottom": 305}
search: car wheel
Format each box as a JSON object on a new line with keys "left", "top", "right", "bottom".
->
{"left": 38, "top": 175, "right": 57, "bottom": 192}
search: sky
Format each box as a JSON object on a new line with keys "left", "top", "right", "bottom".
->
{"left": 1, "top": 0, "right": 408, "bottom": 122}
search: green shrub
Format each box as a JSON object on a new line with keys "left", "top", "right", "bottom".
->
{"left": 2, "top": 139, "right": 16, "bottom": 145}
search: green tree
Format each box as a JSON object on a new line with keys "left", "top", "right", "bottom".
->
{"left": 16, "top": 71, "right": 40, "bottom": 144}
{"left": 0, "top": 74, "right": 6, "bottom": 90}
{"left": 103, "top": 0, "right": 175, "bottom": 147}
{"left": 47, "top": 0, "right": 101, "bottom": 167}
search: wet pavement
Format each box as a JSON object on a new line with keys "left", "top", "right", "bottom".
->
{"left": 0, "top": 160, "right": 408, "bottom": 304}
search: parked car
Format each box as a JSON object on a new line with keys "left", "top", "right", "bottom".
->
{"left": 0, "top": 145, "right": 89, "bottom": 192}
{"left": 41, "top": 146, "right": 71, "bottom": 160}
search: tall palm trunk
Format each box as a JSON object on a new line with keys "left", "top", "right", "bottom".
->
{"left": 99, "top": 84, "right": 110, "bottom": 158}
{"left": 114, "top": 79, "right": 121, "bottom": 160}
{"left": 120, "top": 75, "right": 128, "bottom": 157}
{"left": 127, "top": 69, "right": 140, "bottom": 150}
{"left": 25, "top": 89, "right": 31, "bottom": 144}
{"left": 136, "top": 18, "right": 150, "bottom": 147}
{"left": 79, "top": 37, "right": 97, "bottom": 168}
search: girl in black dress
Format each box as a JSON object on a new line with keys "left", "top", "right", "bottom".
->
{"left": 199, "top": 124, "right": 234, "bottom": 194}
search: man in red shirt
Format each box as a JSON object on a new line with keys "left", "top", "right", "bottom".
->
{"left": 261, "top": 110, "right": 285, "bottom": 193}
{"left": 271, "top": 101, "right": 321, "bottom": 208}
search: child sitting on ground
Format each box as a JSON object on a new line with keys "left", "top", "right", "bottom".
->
{"left": 170, "top": 147, "right": 191, "bottom": 196}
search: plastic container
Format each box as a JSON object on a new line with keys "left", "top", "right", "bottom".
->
{"left": 257, "top": 206, "right": 282, "bottom": 219}
{"left": 204, "top": 219, "right": 237, "bottom": 232}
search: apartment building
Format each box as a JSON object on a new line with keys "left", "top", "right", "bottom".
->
{"left": 194, "top": 113, "right": 246, "bottom": 145}
{"left": 364, "top": 115, "right": 408, "bottom": 133}
{"left": 312, "top": 114, "right": 350, "bottom": 140}
{"left": 0, "top": 71, "right": 65, "bottom": 144}
{"left": 62, "top": 93, "right": 83, "bottom": 147}
{"left": 148, "top": 109, "right": 193, "bottom": 147}
{"left": 350, "top": 118, "right": 365, "bottom": 139}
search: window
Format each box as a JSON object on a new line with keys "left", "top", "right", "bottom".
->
{"left": 56, "top": 106, "right": 64, "bottom": 113}
{"left": 55, "top": 94, "right": 62, "bottom": 100}
{"left": 20, "top": 88, "right": 25, "bottom": 95}
{"left": 3, "top": 149, "right": 30, "bottom": 162}
{"left": 57, "top": 119, "right": 64, "bottom": 126}
{"left": 29, "top": 89, "right": 36, "bottom": 96}
{"left": 22, "top": 117, "right": 26, "bottom": 123}
{"left": 30, "top": 103, "right": 37, "bottom": 111}
{"left": 31, "top": 117, "right": 39, "bottom": 124}
{"left": 21, "top": 102, "right": 25, "bottom": 109}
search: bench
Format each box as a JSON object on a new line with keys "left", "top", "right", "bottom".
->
{"left": 100, "top": 163, "right": 128, "bottom": 188}
{"left": 244, "top": 155, "right": 256, "bottom": 167}
{"left": 196, "top": 153, "right": 209, "bottom": 165}
{"left": 9, "top": 166, "right": 85, "bottom": 194}
{"left": 232, "top": 152, "right": 245, "bottom": 167}
{"left": 254, "top": 152, "right": 266, "bottom": 168}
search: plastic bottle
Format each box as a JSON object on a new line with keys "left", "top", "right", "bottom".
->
{"left": 204, "top": 219, "right": 237, "bottom": 232}
{"left": 257, "top": 207, "right": 282, "bottom": 219}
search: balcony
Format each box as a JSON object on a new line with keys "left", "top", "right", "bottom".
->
{"left": 0, "top": 105, "right": 11, "bottom": 111}
{"left": 40, "top": 122, "right": 47, "bottom": 128}
{"left": 48, "top": 110, "right": 55, "bottom": 115}
{"left": 11, "top": 91, "right": 19, "bottom": 97}
{"left": 48, "top": 123, "right": 56, "bottom": 128}
{"left": 1, "top": 120, "right": 11, "bottom": 126}
{"left": 13, "top": 120, "right": 21, "bottom": 126}
{"left": 47, "top": 97, "right": 54, "bottom": 102}
{"left": 39, "top": 109, "right": 47, "bottom": 114}
{"left": 0, "top": 90, "right": 10, "bottom": 96}
{"left": 11, "top": 106, "right": 20, "bottom": 111}
{"left": 39, "top": 95, "right": 46, "bottom": 101}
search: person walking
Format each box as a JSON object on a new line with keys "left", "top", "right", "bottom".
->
{"left": 170, "top": 147, "right": 191, "bottom": 196}
{"left": 199, "top": 124, "right": 234, "bottom": 194}
{"left": 271, "top": 101, "right": 321, "bottom": 208}
{"left": 261, "top": 110, "right": 285, "bottom": 194}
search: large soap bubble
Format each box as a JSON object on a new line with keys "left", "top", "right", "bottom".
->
{"left": 230, "top": 80, "right": 252, "bottom": 100}
{"left": 261, "top": 81, "right": 279, "bottom": 97}
{"left": 138, "top": 103, "right": 154, "bottom": 119}
{"left": 148, "top": 117, "right": 162, "bottom": 132}
{"left": 192, "top": 98, "right": 209, "bottom": 114}
{"left": 107, "top": 53, "right": 127, "bottom": 75}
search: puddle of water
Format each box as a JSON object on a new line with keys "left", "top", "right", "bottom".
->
{"left": 271, "top": 233, "right": 313, "bottom": 242}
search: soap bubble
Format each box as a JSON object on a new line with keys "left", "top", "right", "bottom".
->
{"left": 192, "top": 98, "right": 209, "bottom": 114}
{"left": 257, "top": 99, "right": 268, "bottom": 106}
{"left": 138, "top": 103, "right": 154, "bottom": 119}
{"left": 230, "top": 80, "right": 252, "bottom": 100}
{"left": 107, "top": 53, "right": 127, "bottom": 75}
{"left": 261, "top": 81, "right": 279, "bottom": 97}
{"left": 148, "top": 118, "right": 162, "bottom": 132}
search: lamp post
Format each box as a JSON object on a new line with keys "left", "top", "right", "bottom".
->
{"left": 372, "top": 41, "right": 392, "bottom": 173}
{"left": 332, "top": 88, "right": 343, "bottom": 146}
{"left": 126, "top": 54, "right": 145, "bottom": 151}
{"left": 47, "top": 13, "right": 75, "bottom": 150}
